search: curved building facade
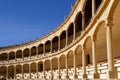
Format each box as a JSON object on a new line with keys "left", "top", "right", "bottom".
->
{"left": 0, "top": 0, "right": 120, "bottom": 80}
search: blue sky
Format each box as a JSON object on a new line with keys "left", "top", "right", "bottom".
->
{"left": 0, "top": 0, "right": 75, "bottom": 47}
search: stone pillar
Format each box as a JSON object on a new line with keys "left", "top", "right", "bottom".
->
{"left": 29, "top": 49, "right": 31, "bottom": 59}
{"left": 36, "top": 63, "right": 38, "bottom": 79}
{"left": 50, "top": 60, "right": 53, "bottom": 79}
{"left": 106, "top": 18, "right": 117, "bottom": 79}
{"left": 58, "top": 37, "right": 60, "bottom": 50}
{"left": 66, "top": 55, "right": 69, "bottom": 79}
{"left": 92, "top": 0, "right": 96, "bottom": 16}
{"left": 22, "top": 50, "right": 24, "bottom": 60}
{"left": 66, "top": 30, "right": 68, "bottom": 46}
{"left": 58, "top": 58, "right": 61, "bottom": 79}
{"left": 29, "top": 64, "right": 31, "bottom": 79}
{"left": 36, "top": 47, "right": 38, "bottom": 57}
{"left": 73, "top": 23, "right": 76, "bottom": 40}
{"left": 14, "top": 66, "right": 16, "bottom": 80}
{"left": 43, "top": 62, "right": 46, "bottom": 79}
{"left": 82, "top": 12, "right": 85, "bottom": 30}
{"left": 21, "top": 65, "right": 24, "bottom": 79}
{"left": 51, "top": 41, "right": 52, "bottom": 53}
{"left": 91, "top": 35, "right": 99, "bottom": 79}
{"left": 6, "top": 66, "right": 8, "bottom": 80}
{"left": 15, "top": 52, "right": 16, "bottom": 61}
{"left": 82, "top": 46, "right": 87, "bottom": 79}
{"left": 7, "top": 54, "right": 9, "bottom": 62}
{"left": 74, "top": 53, "right": 78, "bottom": 79}
{"left": 43, "top": 44, "right": 45, "bottom": 56}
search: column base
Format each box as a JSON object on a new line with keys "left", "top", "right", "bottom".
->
{"left": 51, "top": 76, "right": 53, "bottom": 80}
{"left": 66, "top": 75, "right": 69, "bottom": 79}
{"left": 93, "top": 73, "right": 100, "bottom": 79}
{"left": 58, "top": 76, "right": 61, "bottom": 79}
{"left": 74, "top": 74, "right": 78, "bottom": 79}
{"left": 107, "top": 70, "right": 118, "bottom": 79}
{"left": 82, "top": 74, "right": 87, "bottom": 79}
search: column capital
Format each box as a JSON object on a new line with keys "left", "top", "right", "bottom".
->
{"left": 81, "top": 11, "right": 85, "bottom": 16}
{"left": 106, "top": 17, "right": 113, "bottom": 27}
{"left": 91, "top": 35, "right": 97, "bottom": 42}
{"left": 82, "top": 45, "right": 86, "bottom": 50}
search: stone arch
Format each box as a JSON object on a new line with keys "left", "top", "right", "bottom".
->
{"left": 30, "top": 62, "right": 36, "bottom": 73}
{"left": 107, "top": 0, "right": 120, "bottom": 19}
{"left": 0, "top": 66, "right": 7, "bottom": 79}
{"left": 52, "top": 36, "right": 59, "bottom": 53}
{"left": 51, "top": 57, "right": 58, "bottom": 70}
{"left": 9, "top": 51, "right": 15, "bottom": 60}
{"left": 0, "top": 53, "right": 7, "bottom": 61}
{"left": 8, "top": 65, "right": 14, "bottom": 79}
{"left": 23, "top": 48, "right": 29, "bottom": 58}
{"left": 60, "top": 30, "right": 66, "bottom": 49}
{"left": 74, "top": 11, "right": 82, "bottom": 38}
{"left": 45, "top": 40, "right": 51, "bottom": 53}
{"left": 44, "top": 59, "right": 50, "bottom": 71}
{"left": 59, "top": 54, "right": 66, "bottom": 69}
{"left": 67, "top": 23, "right": 74, "bottom": 45}
{"left": 75, "top": 45, "right": 82, "bottom": 67}
{"left": 31, "top": 46, "right": 37, "bottom": 57}
{"left": 38, "top": 61, "right": 43, "bottom": 72}
{"left": 38, "top": 44, "right": 44, "bottom": 55}
{"left": 16, "top": 50, "right": 22, "bottom": 59}
{"left": 67, "top": 50, "right": 74, "bottom": 68}
{"left": 16, "top": 65, "right": 22, "bottom": 74}
{"left": 84, "top": 0, "right": 92, "bottom": 28}
{"left": 83, "top": 36, "right": 92, "bottom": 66}
{"left": 23, "top": 64, "right": 29, "bottom": 73}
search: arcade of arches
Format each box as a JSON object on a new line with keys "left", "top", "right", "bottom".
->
{"left": 0, "top": 0, "right": 120, "bottom": 80}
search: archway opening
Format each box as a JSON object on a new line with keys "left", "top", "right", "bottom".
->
{"left": 60, "top": 31, "right": 66, "bottom": 49}
{"left": 38, "top": 44, "right": 43, "bottom": 55}
{"left": 0, "top": 53, "right": 7, "bottom": 61}
{"left": 31, "top": 46, "right": 37, "bottom": 57}
{"left": 52, "top": 36, "right": 59, "bottom": 53}
{"left": 67, "top": 23, "right": 74, "bottom": 45}
{"left": 23, "top": 48, "right": 29, "bottom": 58}
{"left": 85, "top": 0, "right": 92, "bottom": 28}
{"left": 9, "top": 52, "right": 15, "bottom": 60}
{"left": 75, "top": 12, "right": 82, "bottom": 38}
{"left": 45, "top": 41, "right": 51, "bottom": 53}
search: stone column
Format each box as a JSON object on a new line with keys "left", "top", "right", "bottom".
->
{"left": 106, "top": 18, "right": 117, "bottom": 79}
{"left": 43, "top": 62, "right": 46, "bottom": 79}
{"left": 91, "top": 35, "right": 99, "bottom": 79}
{"left": 36, "top": 63, "right": 38, "bottom": 79}
{"left": 14, "top": 65, "right": 16, "bottom": 80}
{"left": 29, "top": 49, "right": 31, "bottom": 59}
{"left": 82, "top": 46, "right": 87, "bottom": 79}
{"left": 51, "top": 41, "right": 52, "bottom": 53}
{"left": 82, "top": 12, "right": 85, "bottom": 30}
{"left": 92, "top": 0, "right": 96, "bottom": 17}
{"left": 73, "top": 23, "right": 76, "bottom": 40}
{"left": 15, "top": 52, "right": 16, "bottom": 61}
{"left": 22, "top": 50, "right": 24, "bottom": 60}
{"left": 43, "top": 44, "right": 45, "bottom": 56}
{"left": 7, "top": 54, "right": 9, "bottom": 62}
{"left": 29, "top": 64, "right": 31, "bottom": 79}
{"left": 74, "top": 53, "right": 78, "bottom": 79}
{"left": 58, "top": 37, "right": 60, "bottom": 50}
{"left": 36, "top": 47, "right": 38, "bottom": 57}
{"left": 6, "top": 66, "right": 8, "bottom": 80}
{"left": 21, "top": 65, "right": 24, "bottom": 79}
{"left": 58, "top": 58, "right": 61, "bottom": 79}
{"left": 66, "top": 55, "right": 69, "bottom": 79}
{"left": 66, "top": 30, "right": 68, "bottom": 46}
{"left": 50, "top": 60, "right": 53, "bottom": 79}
